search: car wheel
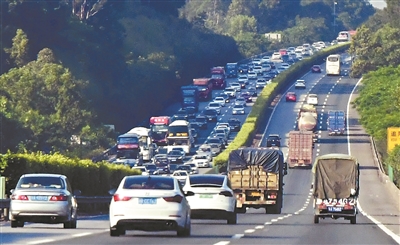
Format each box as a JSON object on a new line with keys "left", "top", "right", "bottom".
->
{"left": 11, "top": 220, "right": 18, "bottom": 228}
{"left": 177, "top": 216, "right": 191, "bottom": 237}
{"left": 235, "top": 207, "right": 246, "bottom": 214}
{"left": 350, "top": 216, "right": 356, "bottom": 224}
{"left": 110, "top": 226, "right": 125, "bottom": 236}
{"left": 17, "top": 221, "right": 24, "bottom": 227}
{"left": 227, "top": 212, "right": 237, "bottom": 224}
{"left": 314, "top": 215, "right": 319, "bottom": 224}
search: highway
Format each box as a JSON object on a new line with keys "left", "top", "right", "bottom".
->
{"left": 1, "top": 56, "right": 399, "bottom": 244}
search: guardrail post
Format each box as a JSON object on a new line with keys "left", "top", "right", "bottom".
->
{"left": 388, "top": 165, "right": 394, "bottom": 182}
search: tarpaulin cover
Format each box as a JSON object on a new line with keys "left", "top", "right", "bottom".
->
{"left": 228, "top": 148, "right": 283, "bottom": 173}
{"left": 312, "top": 153, "right": 359, "bottom": 199}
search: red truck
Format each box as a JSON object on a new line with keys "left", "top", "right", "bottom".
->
{"left": 193, "top": 78, "right": 213, "bottom": 100}
{"left": 288, "top": 131, "right": 313, "bottom": 168}
{"left": 210, "top": 67, "right": 226, "bottom": 89}
{"left": 149, "top": 116, "right": 170, "bottom": 146}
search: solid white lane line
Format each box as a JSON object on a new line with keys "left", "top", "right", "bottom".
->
{"left": 72, "top": 232, "right": 93, "bottom": 237}
{"left": 27, "top": 239, "right": 55, "bottom": 245}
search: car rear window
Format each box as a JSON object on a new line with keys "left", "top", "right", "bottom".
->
{"left": 123, "top": 176, "right": 174, "bottom": 190}
{"left": 189, "top": 175, "right": 224, "bottom": 187}
{"left": 17, "top": 176, "right": 64, "bottom": 189}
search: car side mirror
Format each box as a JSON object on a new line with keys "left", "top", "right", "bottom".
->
{"left": 185, "top": 191, "right": 195, "bottom": 197}
{"left": 10, "top": 189, "right": 14, "bottom": 195}
{"left": 73, "top": 190, "right": 82, "bottom": 196}
{"left": 108, "top": 188, "right": 117, "bottom": 195}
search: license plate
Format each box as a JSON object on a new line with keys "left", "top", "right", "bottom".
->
{"left": 30, "top": 195, "right": 48, "bottom": 201}
{"left": 199, "top": 194, "right": 213, "bottom": 198}
{"left": 328, "top": 206, "right": 342, "bottom": 212}
{"left": 138, "top": 198, "right": 157, "bottom": 205}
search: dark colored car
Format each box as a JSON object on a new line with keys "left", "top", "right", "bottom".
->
{"left": 228, "top": 118, "right": 241, "bottom": 132}
{"left": 263, "top": 74, "right": 273, "bottom": 81}
{"left": 193, "top": 115, "right": 208, "bottom": 129}
{"left": 202, "top": 109, "right": 218, "bottom": 122}
{"left": 247, "top": 87, "right": 257, "bottom": 97}
{"left": 171, "top": 114, "right": 188, "bottom": 122}
{"left": 177, "top": 107, "right": 196, "bottom": 119}
{"left": 268, "top": 70, "right": 279, "bottom": 78}
{"left": 266, "top": 134, "right": 281, "bottom": 147}
{"left": 218, "top": 93, "right": 231, "bottom": 103}
{"left": 167, "top": 150, "right": 185, "bottom": 163}
{"left": 311, "top": 65, "right": 322, "bottom": 73}
{"left": 206, "top": 137, "right": 225, "bottom": 150}
{"left": 238, "top": 64, "right": 249, "bottom": 74}
{"left": 240, "top": 92, "right": 252, "bottom": 103}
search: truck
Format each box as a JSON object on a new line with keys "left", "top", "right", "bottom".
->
{"left": 227, "top": 148, "right": 287, "bottom": 214}
{"left": 149, "top": 116, "right": 170, "bottom": 146}
{"left": 127, "top": 127, "right": 157, "bottom": 162}
{"left": 180, "top": 85, "right": 199, "bottom": 111}
{"left": 193, "top": 78, "right": 213, "bottom": 101}
{"left": 166, "top": 120, "right": 194, "bottom": 154}
{"left": 287, "top": 131, "right": 313, "bottom": 168}
{"left": 312, "top": 153, "right": 359, "bottom": 224}
{"left": 327, "top": 110, "right": 346, "bottom": 135}
{"left": 114, "top": 132, "right": 143, "bottom": 167}
{"left": 225, "top": 62, "right": 238, "bottom": 78}
{"left": 210, "top": 66, "right": 226, "bottom": 89}
{"left": 298, "top": 104, "right": 318, "bottom": 142}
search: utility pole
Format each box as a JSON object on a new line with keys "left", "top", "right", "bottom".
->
{"left": 333, "top": 1, "right": 337, "bottom": 36}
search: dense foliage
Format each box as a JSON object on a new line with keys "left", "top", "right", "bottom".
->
{"left": 0, "top": 0, "right": 375, "bottom": 156}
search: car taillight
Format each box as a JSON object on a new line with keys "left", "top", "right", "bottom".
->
{"left": 219, "top": 191, "right": 233, "bottom": 197}
{"left": 113, "top": 194, "right": 132, "bottom": 202}
{"left": 49, "top": 194, "right": 68, "bottom": 201}
{"left": 163, "top": 195, "right": 183, "bottom": 203}
{"left": 11, "top": 195, "right": 28, "bottom": 201}
{"left": 267, "top": 192, "right": 277, "bottom": 199}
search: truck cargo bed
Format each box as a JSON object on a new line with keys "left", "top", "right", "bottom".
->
{"left": 288, "top": 131, "right": 313, "bottom": 168}
{"left": 229, "top": 165, "right": 279, "bottom": 190}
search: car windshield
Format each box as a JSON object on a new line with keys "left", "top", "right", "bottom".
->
{"left": 189, "top": 175, "right": 224, "bottom": 187}
{"left": 236, "top": 98, "right": 245, "bottom": 101}
{"left": 123, "top": 176, "right": 174, "bottom": 190}
{"left": 209, "top": 103, "right": 220, "bottom": 107}
{"left": 225, "top": 88, "right": 234, "bottom": 92}
{"left": 145, "top": 164, "right": 157, "bottom": 170}
{"left": 233, "top": 105, "right": 244, "bottom": 109}
{"left": 168, "top": 150, "right": 182, "bottom": 156}
{"left": 204, "top": 110, "right": 217, "bottom": 115}
{"left": 207, "top": 139, "right": 220, "bottom": 144}
{"left": 17, "top": 176, "right": 64, "bottom": 189}
{"left": 231, "top": 83, "right": 240, "bottom": 86}
{"left": 214, "top": 97, "right": 224, "bottom": 101}
{"left": 194, "top": 155, "right": 208, "bottom": 160}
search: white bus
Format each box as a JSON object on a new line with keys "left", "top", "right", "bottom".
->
{"left": 326, "top": 54, "right": 341, "bottom": 76}
{"left": 166, "top": 120, "right": 194, "bottom": 154}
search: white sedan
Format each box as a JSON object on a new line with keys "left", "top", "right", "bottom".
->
{"left": 294, "top": 80, "right": 306, "bottom": 89}
{"left": 307, "top": 94, "right": 318, "bottom": 105}
{"left": 109, "top": 175, "right": 192, "bottom": 237}
{"left": 171, "top": 170, "right": 189, "bottom": 183}
{"left": 213, "top": 97, "right": 226, "bottom": 107}
{"left": 206, "top": 102, "right": 222, "bottom": 114}
{"left": 191, "top": 154, "right": 212, "bottom": 168}
{"left": 183, "top": 174, "right": 236, "bottom": 224}
{"left": 247, "top": 71, "right": 257, "bottom": 80}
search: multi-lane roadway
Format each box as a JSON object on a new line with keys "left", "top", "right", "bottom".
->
{"left": 1, "top": 55, "right": 399, "bottom": 244}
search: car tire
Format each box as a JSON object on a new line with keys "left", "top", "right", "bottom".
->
{"left": 11, "top": 220, "right": 18, "bottom": 228}
{"left": 314, "top": 215, "right": 319, "bottom": 224}
{"left": 227, "top": 212, "right": 237, "bottom": 225}
{"left": 110, "top": 226, "right": 125, "bottom": 236}
{"left": 350, "top": 216, "right": 356, "bottom": 224}
{"left": 235, "top": 207, "right": 246, "bottom": 214}
{"left": 177, "top": 216, "right": 191, "bottom": 237}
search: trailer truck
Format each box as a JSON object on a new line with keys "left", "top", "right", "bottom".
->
{"left": 210, "top": 66, "right": 226, "bottom": 89}
{"left": 227, "top": 148, "right": 287, "bottom": 214}
{"left": 193, "top": 78, "right": 213, "bottom": 100}
{"left": 327, "top": 110, "right": 346, "bottom": 135}
{"left": 298, "top": 104, "right": 318, "bottom": 142}
{"left": 181, "top": 85, "right": 199, "bottom": 111}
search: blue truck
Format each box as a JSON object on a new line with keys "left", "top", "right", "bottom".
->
{"left": 226, "top": 62, "right": 238, "bottom": 78}
{"left": 181, "top": 85, "right": 199, "bottom": 111}
{"left": 327, "top": 110, "right": 346, "bottom": 135}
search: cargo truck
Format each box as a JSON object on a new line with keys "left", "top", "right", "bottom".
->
{"left": 180, "top": 85, "right": 199, "bottom": 111}
{"left": 312, "top": 153, "right": 359, "bottom": 224}
{"left": 225, "top": 63, "right": 238, "bottom": 78}
{"left": 210, "top": 66, "right": 226, "bottom": 89}
{"left": 227, "top": 148, "right": 287, "bottom": 214}
{"left": 327, "top": 110, "right": 346, "bottom": 135}
{"left": 298, "top": 104, "right": 318, "bottom": 142}
{"left": 288, "top": 131, "right": 313, "bottom": 168}
{"left": 193, "top": 78, "right": 213, "bottom": 100}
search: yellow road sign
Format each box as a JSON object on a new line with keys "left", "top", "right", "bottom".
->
{"left": 387, "top": 127, "right": 400, "bottom": 153}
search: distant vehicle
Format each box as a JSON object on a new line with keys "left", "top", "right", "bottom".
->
{"left": 327, "top": 110, "right": 346, "bottom": 135}
{"left": 177, "top": 164, "right": 194, "bottom": 175}
{"left": 181, "top": 85, "right": 199, "bottom": 111}
{"left": 326, "top": 54, "right": 341, "bottom": 75}
{"left": 132, "top": 166, "right": 150, "bottom": 176}
{"left": 191, "top": 154, "right": 211, "bottom": 168}
{"left": 247, "top": 87, "right": 257, "bottom": 97}
{"left": 307, "top": 94, "right": 318, "bottom": 105}
{"left": 150, "top": 116, "right": 170, "bottom": 146}
{"left": 336, "top": 31, "right": 352, "bottom": 43}
{"left": 311, "top": 65, "right": 322, "bottom": 73}
{"left": 210, "top": 67, "right": 226, "bottom": 89}
{"left": 234, "top": 97, "right": 247, "bottom": 107}
{"left": 239, "top": 92, "right": 252, "bottom": 103}
{"left": 294, "top": 80, "right": 306, "bottom": 89}
{"left": 206, "top": 102, "right": 222, "bottom": 115}
{"left": 253, "top": 66, "right": 263, "bottom": 75}
{"left": 177, "top": 107, "right": 196, "bottom": 120}
{"left": 224, "top": 87, "right": 237, "bottom": 98}
{"left": 232, "top": 104, "right": 245, "bottom": 115}
{"left": 202, "top": 109, "right": 218, "bottom": 122}
{"left": 206, "top": 137, "right": 225, "bottom": 152}
{"left": 230, "top": 82, "right": 241, "bottom": 92}
{"left": 192, "top": 115, "right": 208, "bottom": 129}
{"left": 280, "top": 63, "right": 290, "bottom": 69}
{"left": 238, "top": 64, "right": 249, "bottom": 74}
{"left": 279, "top": 49, "right": 287, "bottom": 55}
{"left": 213, "top": 97, "right": 226, "bottom": 107}
{"left": 312, "top": 154, "right": 359, "bottom": 224}
{"left": 109, "top": 175, "right": 191, "bottom": 237}
{"left": 115, "top": 132, "right": 142, "bottom": 167}
{"left": 183, "top": 174, "right": 236, "bottom": 224}
{"left": 217, "top": 93, "right": 231, "bottom": 103}
{"left": 256, "top": 79, "right": 267, "bottom": 89}
{"left": 225, "top": 62, "right": 238, "bottom": 78}
{"left": 266, "top": 134, "right": 281, "bottom": 148}
{"left": 183, "top": 162, "right": 199, "bottom": 174}
{"left": 285, "top": 92, "right": 297, "bottom": 102}
{"left": 127, "top": 127, "right": 157, "bottom": 162}
{"left": 228, "top": 118, "right": 241, "bottom": 132}
{"left": 288, "top": 131, "right": 314, "bottom": 168}
{"left": 10, "top": 173, "right": 78, "bottom": 229}
{"left": 237, "top": 75, "right": 248, "bottom": 84}
{"left": 193, "top": 78, "right": 213, "bottom": 100}
{"left": 171, "top": 170, "right": 189, "bottom": 183}
{"left": 167, "top": 120, "right": 194, "bottom": 154}
{"left": 247, "top": 71, "right": 257, "bottom": 80}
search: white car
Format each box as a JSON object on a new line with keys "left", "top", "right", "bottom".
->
{"left": 295, "top": 80, "right": 306, "bottom": 89}
{"left": 237, "top": 75, "right": 248, "bottom": 84}
{"left": 261, "top": 63, "right": 271, "bottom": 72}
{"left": 109, "top": 175, "right": 192, "bottom": 237}
{"left": 224, "top": 87, "right": 236, "bottom": 97}
{"left": 230, "top": 82, "right": 241, "bottom": 92}
{"left": 206, "top": 102, "right": 222, "bottom": 114}
{"left": 307, "top": 94, "right": 318, "bottom": 105}
{"left": 256, "top": 79, "right": 267, "bottom": 89}
{"left": 172, "top": 170, "right": 189, "bottom": 180}
{"left": 132, "top": 166, "right": 149, "bottom": 176}
{"left": 213, "top": 97, "right": 226, "bottom": 107}
{"left": 253, "top": 66, "right": 263, "bottom": 75}
{"left": 183, "top": 174, "right": 236, "bottom": 224}
{"left": 280, "top": 63, "right": 290, "bottom": 69}
{"left": 247, "top": 71, "right": 257, "bottom": 80}
{"left": 191, "top": 154, "right": 212, "bottom": 168}
{"left": 232, "top": 104, "right": 245, "bottom": 115}
{"left": 184, "top": 162, "right": 199, "bottom": 174}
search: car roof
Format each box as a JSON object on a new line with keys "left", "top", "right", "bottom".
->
{"left": 268, "top": 134, "right": 280, "bottom": 137}
{"left": 21, "top": 173, "right": 66, "bottom": 178}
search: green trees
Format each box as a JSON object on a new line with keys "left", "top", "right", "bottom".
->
{"left": 3, "top": 29, "right": 29, "bottom": 67}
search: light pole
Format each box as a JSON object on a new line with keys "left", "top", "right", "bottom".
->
{"left": 333, "top": 1, "right": 337, "bottom": 36}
